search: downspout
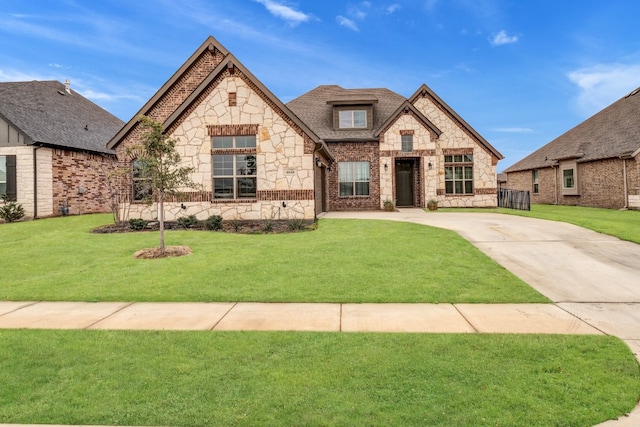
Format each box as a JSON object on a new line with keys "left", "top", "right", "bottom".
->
{"left": 553, "top": 163, "right": 558, "bottom": 205}
{"left": 33, "top": 145, "right": 42, "bottom": 219}
{"left": 622, "top": 157, "right": 629, "bottom": 209}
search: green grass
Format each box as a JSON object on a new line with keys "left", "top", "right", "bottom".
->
{"left": 0, "top": 330, "right": 637, "bottom": 427}
{"left": 439, "top": 204, "right": 640, "bottom": 244}
{"left": 0, "top": 214, "right": 547, "bottom": 303}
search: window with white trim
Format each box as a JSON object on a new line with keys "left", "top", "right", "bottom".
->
{"left": 532, "top": 170, "right": 539, "bottom": 194}
{"left": 339, "top": 161, "right": 370, "bottom": 196}
{"left": 0, "top": 156, "right": 6, "bottom": 196}
{"left": 212, "top": 135, "right": 257, "bottom": 199}
{"left": 131, "top": 159, "right": 152, "bottom": 201}
{"left": 338, "top": 110, "right": 367, "bottom": 129}
{"left": 444, "top": 154, "right": 473, "bottom": 195}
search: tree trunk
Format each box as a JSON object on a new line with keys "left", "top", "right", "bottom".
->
{"left": 158, "top": 193, "right": 165, "bottom": 252}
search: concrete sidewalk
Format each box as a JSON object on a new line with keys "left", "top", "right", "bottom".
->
{"left": 0, "top": 301, "right": 602, "bottom": 334}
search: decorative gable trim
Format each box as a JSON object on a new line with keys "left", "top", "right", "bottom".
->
{"left": 409, "top": 83, "right": 503, "bottom": 161}
{"left": 375, "top": 100, "right": 441, "bottom": 140}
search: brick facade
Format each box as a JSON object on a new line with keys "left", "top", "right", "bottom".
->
{"left": 326, "top": 141, "right": 380, "bottom": 211}
{"left": 52, "top": 149, "right": 116, "bottom": 215}
{"left": 506, "top": 157, "right": 640, "bottom": 209}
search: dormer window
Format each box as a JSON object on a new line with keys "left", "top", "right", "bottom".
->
{"left": 327, "top": 97, "right": 377, "bottom": 131}
{"left": 339, "top": 110, "right": 367, "bottom": 128}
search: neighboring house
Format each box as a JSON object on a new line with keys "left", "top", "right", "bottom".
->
{"left": 0, "top": 80, "right": 124, "bottom": 218}
{"left": 504, "top": 87, "right": 640, "bottom": 209}
{"left": 107, "top": 36, "right": 502, "bottom": 221}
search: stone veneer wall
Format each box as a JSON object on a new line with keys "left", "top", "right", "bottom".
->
{"left": 123, "top": 75, "right": 316, "bottom": 221}
{"left": 52, "top": 149, "right": 116, "bottom": 216}
{"left": 326, "top": 141, "right": 380, "bottom": 211}
{"left": 379, "top": 112, "right": 437, "bottom": 208}
{"left": 412, "top": 95, "right": 498, "bottom": 208}
{"left": 0, "top": 146, "right": 52, "bottom": 217}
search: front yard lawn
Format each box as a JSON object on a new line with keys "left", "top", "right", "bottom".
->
{"left": 0, "top": 330, "right": 637, "bottom": 427}
{"left": 0, "top": 214, "right": 547, "bottom": 303}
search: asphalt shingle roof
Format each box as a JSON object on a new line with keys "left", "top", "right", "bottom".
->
{"left": 0, "top": 80, "right": 123, "bottom": 155}
{"left": 286, "top": 85, "right": 406, "bottom": 141}
{"left": 505, "top": 87, "right": 640, "bottom": 173}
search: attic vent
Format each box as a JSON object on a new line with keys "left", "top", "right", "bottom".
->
{"left": 65, "top": 79, "right": 71, "bottom": 94}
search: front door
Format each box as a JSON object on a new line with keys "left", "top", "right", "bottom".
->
{"left": 395, "top": 160, "right": 414, "bottom": 207}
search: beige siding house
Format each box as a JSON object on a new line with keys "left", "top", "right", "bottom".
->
{"left": 0, "top": 80, "right": 123, "bottom": 218}
{"left": 504, "top": 87, "right": 640, "bottom": 209}
{"left": 108, "top": 36, "right": 502, "bottom": 221}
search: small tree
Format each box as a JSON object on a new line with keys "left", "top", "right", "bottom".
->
{"left": 133, "top": 116, "right": 197, "bottom": 252}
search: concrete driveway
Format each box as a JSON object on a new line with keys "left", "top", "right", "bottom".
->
{"left": 322, "top": 209, "right": 640, "bottom": 356}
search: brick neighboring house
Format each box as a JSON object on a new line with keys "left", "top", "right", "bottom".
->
{"left": 107, "top": 36, "right": 502, "bottom": 221}
{"left": 504, "top": 87, "right": 640, "bottom": 209}
{"left": 0, "top": 80, "right": 124, "bottom": 218}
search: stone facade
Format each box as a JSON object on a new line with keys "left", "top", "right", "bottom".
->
{"left": 120, "top": 74, "right": 317, "bottom": 221}
{"left": 411, "top": 94, "right": 499, "bottom": 208}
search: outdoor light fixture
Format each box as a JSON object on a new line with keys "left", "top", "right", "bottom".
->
{"left": 384, "top": 163, "right": 388, "bottom": 171}
{"left": 315, "top": 157, "right": 322, "bottom": 168}
{"left": 428, "top": 162, "right": 433, "bottom": 170}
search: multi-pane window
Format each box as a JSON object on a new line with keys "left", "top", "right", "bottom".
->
{"left": 338, "top": 110, "right": 367, "bottom": 129}
{"left": 212, "top": 135, "right": 257, "bottom": 199}
{"left": 0, "top": 156, "right": 6, "bottom": 196}
{"left": 444, "top": 154, "right": 474, "bottom": 195}
{"left": 532, "top": 170, "right": 539, "bottom": 194}
{"left": 339, "top": 161, "right": 370, "bottom": 196}
{"left": 131, "top": 159, "right": 152, "bottom": 201}
{"left": 563, "top": 169, "right": 574, "bottom": 189}
{"left": 401, "top": 134, "right": 413, "bottom": 152}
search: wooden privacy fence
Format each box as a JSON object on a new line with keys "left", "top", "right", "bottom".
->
{"left": 498, "top": 188, "right": 530, "bottom": 211}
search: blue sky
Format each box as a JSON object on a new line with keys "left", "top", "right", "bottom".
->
{"left": 1, "top": 0, "right": 640, "bottom": 170}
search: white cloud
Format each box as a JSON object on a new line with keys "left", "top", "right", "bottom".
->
{"left": 337, "top": 15, "right": 359, "bottom": 31}
{"left": 386, "top": 4, "right": 401, "bottom": 14}
{"left": 568, "top": 63, "right": 640, "bottom": 116}
{"left": 254, "top": 0, "right": 312, "bottom": 25}
{"left": 490, "top": 30, "right": 518, "bottom": 46}
{"left": 493, "top": 127, "right": 533, "bottom": 133}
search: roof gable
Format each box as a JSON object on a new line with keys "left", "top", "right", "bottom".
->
{"left": 409, "top": 83, "right": 503, "bottom": 160}
{"left": 108, "top": 36, "right": 326, "bottom": 159}
{"left": 505, "top": 87, "right": 640, "bottom": 173}
{"left": 374, "top": 100, "right": 442, "bottom": 138}
{"left": 0, "top": 80, "right": 123, "bottom": 154}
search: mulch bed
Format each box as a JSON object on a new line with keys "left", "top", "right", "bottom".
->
{"left": 91, "top": 219, "right": 315, "bottom": 234}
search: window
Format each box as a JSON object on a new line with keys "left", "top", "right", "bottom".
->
{"left": 532, "top": 170, "right": 539, "bottom": 194}
{"left": 131, "top": 159, "right": 152, "bottom": 201}
{"left": 401, "top": 134, "right": 413, "bottom": 152}
{"left": 212, "top": 135, "right": 257, "bottom": 199}
{"left": 444, "top": 154, "right": 473, "bottom": 195}
{"left": 338, "top": 110, "right": 367, "bottom": 129}
{"left": 0, "top": 156, "right": 6, "bottom": 196}
{"left": 339, "top": 161, "right": 370, "bottom": 196}
{"left": 563, "top": 169, "right": 574, "bottom": 189}
{"left": 0, "top": 155, "right": 16, "bottom": 200}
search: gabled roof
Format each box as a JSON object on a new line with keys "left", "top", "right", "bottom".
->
{"left": 0, "top": 80, "right": 123, "bottom": 155}
{"left": 409, "top": 83, "right": 503, "bottom": 160}
{"left": 107, "top": 36, "right": 330, "bottom": 160}
{"left": 286, "top": 85, "right": 407, "bottom": 141}
{"left": 505, "top": 87, "right": 640, "bottom": 173}
{"left": 374, "top": 100, "right": 441, "bottom": 138}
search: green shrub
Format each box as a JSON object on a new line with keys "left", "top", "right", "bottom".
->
{"left": 204, "top": 215, "right": 223, "bottom": 231}
{"left": 287, "top": 218, "right": 306, "bottom": 231}
{"left": 128, "top": 218, "right": 149, "bottom": 231}
{"left": 177, "top": 215, "right": 200, "bottom": 229}
{"left": 0, "top": 200, "right": 25, "bottom": 222}
{"left": 261, "top": 219, "right": 274, "bottom": 233}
